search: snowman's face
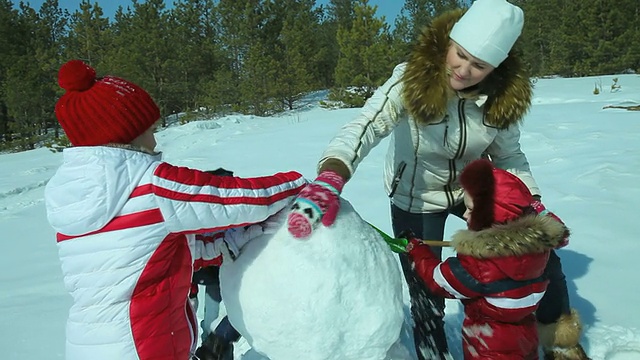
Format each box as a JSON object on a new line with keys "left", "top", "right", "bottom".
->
{"left": 288, "top": 200, "right": 317, "bottom": 239}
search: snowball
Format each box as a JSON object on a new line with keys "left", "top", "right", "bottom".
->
{"left": 219, "top": 199, "right": 405, "bottom": 360}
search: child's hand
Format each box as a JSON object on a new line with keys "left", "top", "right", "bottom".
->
{"left": 531, "top": 200, "right": 570, "bottom": 248}
{"left": 261, "top": 208, "right": 289, "bottom": 235}
{"left": 287, "top": 171, "right": 345, "bottom": 239}
{"left": 405, "top": 241, "right": 416, "bottom": 252}
{"left": 220, "top": 225, "right": 264, "bottom": 260}
{"left": 397, "top": 229, "right": 420, "bottom": 252}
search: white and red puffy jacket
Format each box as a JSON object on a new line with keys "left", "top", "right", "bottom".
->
{"left": 44, "top": 146, "right": 306, "bottom": 360}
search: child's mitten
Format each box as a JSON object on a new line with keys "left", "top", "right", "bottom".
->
{"left": 219, "top": 225, "right": 264, "bottom": 260}
{"left": 287, "top": 170, "right": 345, "bottom": 239}
{"left": 531, "top": 200, "right": 570, "bottom": 248}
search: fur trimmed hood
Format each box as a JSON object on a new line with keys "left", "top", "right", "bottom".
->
{"left": 452, "top": 214, "right": 566, "bottom": 258}
{"left": 401, "top": 9, "right": 533, "bottom": 128}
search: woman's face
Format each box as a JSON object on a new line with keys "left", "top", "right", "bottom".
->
{"left": 463, "top": 192, "right": 474, "bottom": 228}
{"left": 446, "top": 41, "right": 495, "bottom": 90}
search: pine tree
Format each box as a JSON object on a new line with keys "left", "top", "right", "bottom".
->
{"left": 333, "top": 0, "right": 394, "bottom": 106}
{"left": 270, "top": 0, "right": 323, "bottom": 110}
{"left": 393, "top": 0, "right": 463, "bottom": 67}
{"left": 313, "top": 0, "right": 356, "bottom": 89}
{"left": 620, "top": 2, "right": 640, "bottom": 73}
{"left": 528, "top": 0, "right": 638, "bottom": 77}
{"left": 167, "top": 0, "right": 223, "bottom": 115}
{"left": 215, "top": 0, "right": 257, "bottom": 113}
{"left": 328, "top": 0, "right": 356, "bottom": 30}
{"left": 2, "top": 1, "right": 68, "bottom": 150}
{"left": 108, "top": 0, "right": 172, "bottom": 124}
{"left": 240, "top": 0, "right": 281, "bottom": 115}
{"left": 514, "top": 0, "right": 556, "bottom": 76}
{"left": 66, "top": 1, "right": 111, "bottom": 68}
{"left": 34, "top": 0, "right": 68, "bottom": 139}
{"left": 4, "top": 58, "right": 42, "bottom": 150}
{"left": 311, "top": 7, "right": 339, "bottom": 88}
{"left": 547, "top": 1, "right": 585, "bottom": 76}
{"left": 589, "top": 0, "right": 639, "bottom": 75}
{"left": 393, "top": 0, "right": 434, "bottom": 61}
{"left": 572, "top": 0, "right": 613, "bottom": 75}
{"left": 4, "top": 5, "right": 42, "bottom": 150}
{"left": 0, "top": 0, "right": 24, "bottom": 145}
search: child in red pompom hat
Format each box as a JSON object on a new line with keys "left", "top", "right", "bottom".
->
{"left": 45, "top": 60, "right": 307, "bottom": 360}
{"left": 404, "top": 159, "right": 586, "bottom": 359}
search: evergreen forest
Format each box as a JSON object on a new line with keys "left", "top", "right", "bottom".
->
{"left": 1, "top": 0, "right": 638, "bottom": 151}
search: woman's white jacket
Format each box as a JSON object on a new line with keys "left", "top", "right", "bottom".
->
{"left": 319, "top": 10, "right": 539, "bottom": 213}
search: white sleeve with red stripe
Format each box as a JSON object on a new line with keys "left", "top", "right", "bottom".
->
{"left": 412, "top": 252, "right": 471, "bottom": 299}
{"left": 151, "top": 163, "right": 306, "bottom": 234}
{"left": 433, "top": 258, "right": 547, "bottom": 312}
{"left": 431, "top": 260, "right": 481, "bottom": 299}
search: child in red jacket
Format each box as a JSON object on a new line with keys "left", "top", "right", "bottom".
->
{"left": 407, "top": 159, "right": 567, "bottom": 359}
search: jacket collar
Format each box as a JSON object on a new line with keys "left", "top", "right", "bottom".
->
{"left": 401, "top": 9, "right": 532, "bottom": 128}
{"left": 451, "top": 215, "right": 566, "bottom": 258}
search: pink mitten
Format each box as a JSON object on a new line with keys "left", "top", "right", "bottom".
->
{"left": 531, "top": 200, "right": 570, "bottom": 248}
{"left": 287, "top": 170, "right": 345, "bottom": 239}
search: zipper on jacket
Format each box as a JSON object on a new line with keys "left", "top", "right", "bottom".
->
{"left": 444, "top": 99, "right": 468, "bottom": 209}
{"left": 443, "top": 123, "right": 449, "bottom": 147}
{"left": 454, "top": 99, "right": 468, "bottom": 159}
{"left": 444, "top": 160, "right": 456, "bottom": 208}
{"left": 388, "top": 161, "right": 407, "bottom": 199}
{"left": 442, "top": 114, "right": 450, "bottom": 147}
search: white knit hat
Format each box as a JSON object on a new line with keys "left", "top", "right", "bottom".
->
{"left": 449, "top": 0, "right": 524, "bottom": 67}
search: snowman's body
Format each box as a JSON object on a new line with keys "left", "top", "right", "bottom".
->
{"left": 219, "top": 200, "right": 405, "bottom": 360}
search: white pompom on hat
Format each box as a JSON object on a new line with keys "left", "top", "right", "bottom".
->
{"left": 449, "top": 0, "right": 524, "bottom": 67}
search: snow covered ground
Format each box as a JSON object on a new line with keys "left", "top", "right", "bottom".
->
{"left": 1, "top": 74, "right": 639, "bottom": 359}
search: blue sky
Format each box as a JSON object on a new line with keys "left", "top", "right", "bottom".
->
{"left": 16, "top": 0, "right": 403, "bottom": 24}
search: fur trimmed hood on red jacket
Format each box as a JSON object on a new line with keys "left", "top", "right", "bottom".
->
{"left": 452, "top": 214, "right": 566, "bottom": 279}
{"left": 401, "top": 9, "right": 533, "bottom": 128}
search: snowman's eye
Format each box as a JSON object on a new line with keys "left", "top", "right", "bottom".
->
{"left": 304, "top": 208, "right": 315, "bottom": 219}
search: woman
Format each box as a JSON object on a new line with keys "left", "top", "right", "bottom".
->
{"left": 286, "top": 0, "right": 588, "bottom": 359}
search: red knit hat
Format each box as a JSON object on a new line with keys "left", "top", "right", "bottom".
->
{"left": 459, "top": 159, "right": 533, "bottom": 231}
{"left": 55, "top": 60, "right": 160, "bottom": 146}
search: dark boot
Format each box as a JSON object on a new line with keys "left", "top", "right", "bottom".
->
{"left": 399, "top": 253, "right": 450, "bottom": 360}
{"left": 539, "top": 309, "right": 590, "bottom": 360}
{"left": 543, "top": 346, "right": 590, "bottom": 360}
{"left": 411, "top": 291, "right": 450, "bottom": 360}
{"left": 194, "top": 333, "right": 234, "bottom": 360}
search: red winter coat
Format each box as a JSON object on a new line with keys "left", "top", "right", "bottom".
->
{"left": 409, "top": 215, "right": 566, "bottom": 359}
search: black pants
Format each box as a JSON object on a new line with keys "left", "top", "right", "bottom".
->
{"left": 192, "top": 266, "right": 241, "bottom": 342}
{"left": 391, "top": 203, "right": 465, "bottom": 360}
{"left": 537, "top": 250, "right": 572, "bottom": 324}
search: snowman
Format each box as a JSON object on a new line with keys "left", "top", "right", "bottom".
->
{"left": 219, "top": 199, "right": 407, "bottom": 360}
